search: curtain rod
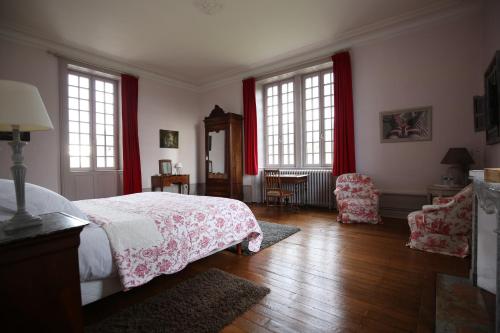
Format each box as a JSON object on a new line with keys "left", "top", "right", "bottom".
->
{"left": 47, "top": 50, "right": 139, "bottom": 79}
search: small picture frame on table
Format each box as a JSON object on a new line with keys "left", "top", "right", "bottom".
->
{"left": 159, "top": 159, "right": 172, "bottom": 175}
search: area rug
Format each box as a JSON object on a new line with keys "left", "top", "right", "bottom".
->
{"left": 85, "top": 268, "right": 270, "bottom": 333}
{"left": 435, "top": 274, "right": 491, "bottom": 333}
{"left": 228, "top": 220, "right": 301, "bottom": 255}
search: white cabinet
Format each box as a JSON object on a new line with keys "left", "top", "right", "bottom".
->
{"left": 470, "top": 170, "right": 497, "bottom": 294}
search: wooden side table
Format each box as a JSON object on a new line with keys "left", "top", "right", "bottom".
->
{"left": 0, "top": 212, "right": 88, "bottom": 333}
{"left": 151, "top": 174, "right": 190, "bottom": 194}
{"left": 427, "top": 184, "right": 464, "bottom": 204}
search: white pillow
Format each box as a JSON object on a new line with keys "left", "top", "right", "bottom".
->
{"left": 0, "top": 179, "right": 88, "bottom": 221}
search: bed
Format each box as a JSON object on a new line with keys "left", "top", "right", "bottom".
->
{"left": 0, "top": 180, "right": 263, "bottom": 305}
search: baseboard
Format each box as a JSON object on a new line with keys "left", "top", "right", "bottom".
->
{"left": 379, "top": 192, "right": 427, "bottom": 219}
{"left": 243, "top": 184, "right": 254, "bottom": 203}
{"left": 379, "top": 208, "right": 415, "bottom": 219}
{"left": 194, "top": 183, "right": 205, "bottom": 195}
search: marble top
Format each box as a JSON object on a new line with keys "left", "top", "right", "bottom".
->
{"left": 473, "top": 178, "right": 500, "bottom": 217}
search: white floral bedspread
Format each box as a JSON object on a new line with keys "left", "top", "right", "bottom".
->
{"left": 74, "top": 192, "right": 262, "bottom": 289}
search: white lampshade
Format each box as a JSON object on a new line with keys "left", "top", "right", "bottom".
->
{"left": 175, "top": 162, "right": 183, "bottom": 168}
{"left": 0, "top": 80, "right": 53, "bottom": 131}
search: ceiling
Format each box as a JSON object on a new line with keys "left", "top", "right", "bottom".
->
{"left": 0, "top": 0, "right": 460, "bottom": 86}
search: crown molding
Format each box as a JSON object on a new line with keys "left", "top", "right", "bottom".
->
{"left": 0, "top": 0, "right": 480, "bottom": 94}
{"left": 0, "top": 25, "right": 200, "bottom": 92}
{"left": 198, "top": 0, "right": 480, "bottom": 92}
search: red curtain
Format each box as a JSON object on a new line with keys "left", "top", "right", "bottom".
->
{"left": 243, "top": 77, "right": 258, "bottom": 175}
{"left": 121, "top": 74, "right": 142, "bottom": 194}
{"left": 332, "top": 51, "right": 356, "bottom": 176}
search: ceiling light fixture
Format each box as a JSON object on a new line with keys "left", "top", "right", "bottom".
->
{"left": 193, "top": 0, "right": 224, "bottom": 16}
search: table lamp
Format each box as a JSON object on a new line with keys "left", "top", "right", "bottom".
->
{"left": 0, "top": 80, "right": 53, "bottom": 232}
{"left": 440, "top": 147, "right": 474, "bottom": 185}
{"left": 175, "top": 162, "right": 183, "bottom": 175}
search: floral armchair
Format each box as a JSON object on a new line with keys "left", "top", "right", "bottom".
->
{"left": 334, "top": 173, "right": 381, "bottom": 224}
{"left": 407, "top": 184, "right": 473, "bottom": 258}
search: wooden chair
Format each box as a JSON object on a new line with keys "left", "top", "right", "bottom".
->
{"left": 263, "top": 169, "right": 294, "bottom": 208}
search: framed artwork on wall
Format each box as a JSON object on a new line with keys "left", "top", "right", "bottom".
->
{"left": 159, "top": 159, "right": 172, "bottom": 175}
{"left": 159, "top": 129, "right": 179, "bottom": 148}
{"left": 380, "top": 106, "right": 432, "bottom": 143}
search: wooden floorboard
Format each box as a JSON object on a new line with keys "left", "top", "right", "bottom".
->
{"left": 83, "top": 205, "right": 470, "bottom": 332}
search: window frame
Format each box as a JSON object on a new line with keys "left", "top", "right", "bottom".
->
{"left": 263, "top": 82, "right": 279, "bottom": 168}
{"left": 302, "top": 69, "right": 334, "bottom": 168}
{"left": 263, "top": 78, "right": 298, "bottom": 168}
{"left": 64, "top": 67, "right": 120, "bottom": 172}
{"left": 263, "top": 68, "right": 333, "bottom": 169}
{"left": 91, "top": 75, "right": 119, "bottom": 170}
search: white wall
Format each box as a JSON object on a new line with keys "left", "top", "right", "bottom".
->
{"left": 353, "top": 10, "right": 484, "bottom": 193}
{"left": 199, "top": 9, "right": 484, "bottom": 194}
{"left": 0, "top": 39, "right": 61, "bottom": 192}
{"left": 138, "top": 78, "right": 200, "bottom": 189}
{"left": 481, "top": 0, "right": 500, "bottom": 167}
{"left": 0, "top": 38, "right": 201, "bottom": 194}
{"left": 0, "top": 5, "right": 491, "bottom": 197}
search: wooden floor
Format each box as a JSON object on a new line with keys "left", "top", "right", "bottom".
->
{"left": 84, "top": 205, "right": 470, "bottom": 332}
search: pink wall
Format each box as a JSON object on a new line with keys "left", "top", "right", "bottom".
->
{"left": 353, "top": 10, "right": 484, "bottom": 193}
{"left": 482, "top": 0, "right": 500, "bottom": 167}
{"left": 0, "top": 39, "right": 61, "bottom": 192}
{"left": 0, "top": 4, "right": 492, "bottom": 196}
{"left": 138, "top": 79, "right": 201, "bottom": 188}
{"left": 199, "top": 9, "right": 484, "bottom": 194}
{"left": 0, "top": 38, "right": 201, "bottom": 193}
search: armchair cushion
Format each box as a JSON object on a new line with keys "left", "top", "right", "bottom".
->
{"left": 432, "top": 196, "right": 453, "bottom": 205}
{"left": 406, "top": 184, "right": 472, "bottom": 258}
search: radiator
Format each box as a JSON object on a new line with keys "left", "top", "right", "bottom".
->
{"left": 261, "top": 169, "right": 334, "bottom": 208}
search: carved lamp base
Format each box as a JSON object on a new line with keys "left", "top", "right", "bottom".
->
{"left": 1, "top": 128, "right": 42, "bottom": 234}
{"left": 3, "top": 213, "right": 42, "bottom": 233}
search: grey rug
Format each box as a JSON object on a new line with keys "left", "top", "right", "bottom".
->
{"left": 85, "top": 268, "right": 270, "bottom": 333}
{"left": 228, "top": 220, "right": 301, "bottom": 255}
{"left": 435, "top": 274, "right": 490, "bottom": 333}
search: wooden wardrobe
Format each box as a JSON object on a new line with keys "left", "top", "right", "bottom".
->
{"left": 204, "top": 105, "right": 243, "bottom": 200}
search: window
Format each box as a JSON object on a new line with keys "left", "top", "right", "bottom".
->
{"left": 264, "top": 68, "right": 333, "bottom": 168}
{"left": 304, "top": 71, "right": 334, "bottom": 166}
{"left": 281, "top": 82, "right": 295, "bottom": 165}
{"left": 66, "top": 71, "right": 118, "bottom": 170}
{"left": 264, "top": 80, "right": 295, "bottom": 166}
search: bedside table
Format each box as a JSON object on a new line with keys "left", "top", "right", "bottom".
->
{"left": 427, "top": 184, "right": 464, "bottom": 204}
{"left": 0, "top": 212, "right": 88, "bottom": 333}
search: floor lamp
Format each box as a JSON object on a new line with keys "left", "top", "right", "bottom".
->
{"left": 0, "top": 80, "right": 53, "bottom": 233}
